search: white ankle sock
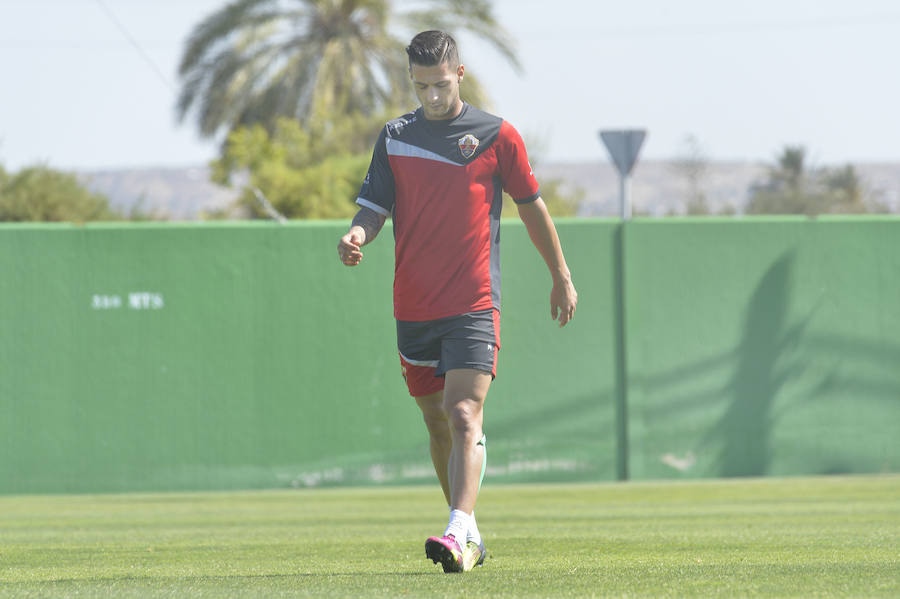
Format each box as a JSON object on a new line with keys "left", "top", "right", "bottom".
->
{"left": 467, "top": 511, "right": 482, "bottom": 546}
{"left": 444, "top": 509, "right": 471, "bottom": 544}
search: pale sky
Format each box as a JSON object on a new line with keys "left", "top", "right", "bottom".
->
{"left": 1, "top": 0, "right": 899, "bottom": 171}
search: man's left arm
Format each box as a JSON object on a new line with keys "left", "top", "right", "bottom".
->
{"left": 516, "top": 197, "right": 578, "bottom": 327}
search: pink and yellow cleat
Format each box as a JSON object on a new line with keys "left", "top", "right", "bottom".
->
{"left": 462, "top": 539, "right": 487, "bottom": 571}
{"left": 425, "top": 535, "right": 464, "bottom": 573}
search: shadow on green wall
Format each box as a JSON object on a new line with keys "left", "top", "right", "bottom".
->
{"left": 715, "top": 251, "right": 801, "bottom": 476}
{"left": 637, "top": 246, "right": 898, "bottom": 479}
{"left": 712, "top": 249, "right": 900, "bottom": 477}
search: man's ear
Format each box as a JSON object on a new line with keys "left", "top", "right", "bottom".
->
{"left": 457, "top": 64, "right": 465, "bottom": 82}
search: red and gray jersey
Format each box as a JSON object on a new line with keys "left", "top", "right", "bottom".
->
{"left": 357, "top": 104, "right": 540, "bottom": 322}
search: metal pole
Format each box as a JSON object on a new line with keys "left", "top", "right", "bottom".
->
{"left": 612, "top": 224, "right": 629, "bottom": 481}
{"left": 621, "top": 174, "right": 633, "bottom": 220}
{"left": 598, "top": 128, "right": 645, "bottom": 481}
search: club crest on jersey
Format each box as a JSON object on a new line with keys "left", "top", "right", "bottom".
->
{"left": 458, "top": 134, "right": 479, "bottom": 159}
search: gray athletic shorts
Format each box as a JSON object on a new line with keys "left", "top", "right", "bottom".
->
{"left": 396, "top": 309, "right": 500, "bottom": 397}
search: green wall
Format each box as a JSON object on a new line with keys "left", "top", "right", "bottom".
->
{"left": 0, "top": 221, "right": 616, "bottom": 493}
{"left": 1, "top": 218, "right": 897, "bottom": 494}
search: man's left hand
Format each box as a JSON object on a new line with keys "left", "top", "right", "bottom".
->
{"left": 550, "top": 277, "right": 577, "bottom": 327}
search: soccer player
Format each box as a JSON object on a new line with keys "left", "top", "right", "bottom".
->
{"left": 337, "top": 30, "right": 577, "bottom": 573}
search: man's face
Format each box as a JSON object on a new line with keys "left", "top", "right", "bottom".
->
{"left": 410, "top": 61, "right": 465, "bottom": 120}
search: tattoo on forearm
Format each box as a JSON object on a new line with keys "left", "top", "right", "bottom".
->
{"left": 352, "top": 207, "right": 386, "bottom": 244}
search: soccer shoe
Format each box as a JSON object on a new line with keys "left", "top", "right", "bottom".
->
{"left": 425, "top": 535, "right": 464, "bottom": 573}
{"left": 462, "top": 539, "right": 486, "bottom": 571}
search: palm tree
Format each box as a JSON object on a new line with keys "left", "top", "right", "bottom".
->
{"left": 746, "top": 146, "right": 819, "bottom": 215}
{"left": 177, "top": 0, "right": 520, "bottom": 140}
{"left": 770, "top": 145, "right": 808, "bottom": 194}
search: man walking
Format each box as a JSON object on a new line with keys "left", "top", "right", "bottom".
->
{"left": 337, "top": 30, "right": 577, "bottom": 573}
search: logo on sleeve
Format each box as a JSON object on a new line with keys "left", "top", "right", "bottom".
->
{"left": 458, "top": 134, "right": 480, "bottom": 159}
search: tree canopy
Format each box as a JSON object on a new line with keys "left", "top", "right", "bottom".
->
{"left": 0, "top": 165, "right": 119, "bottom": 222}
{"left": 177, "top": 0, "right": 519, "bottom": 141}
{"left": 211, "top": 115, "right": 377, "bottom": 219}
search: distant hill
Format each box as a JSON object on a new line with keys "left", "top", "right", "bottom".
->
{"left": 78, "top": 161, "right": 900, "bottom": 220}
{"left": 79, "top": 167, "right": 239, "bottom": 220}
{"left": 538, "top": 161, "right": 900, "bottom": 217}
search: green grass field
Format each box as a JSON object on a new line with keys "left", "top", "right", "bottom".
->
{"left": 1, "top": 475, "right": 897, "bottom": 598}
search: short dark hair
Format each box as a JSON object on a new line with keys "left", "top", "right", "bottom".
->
{"left": 406, "top": 30, "right": 459, "bottom": 67}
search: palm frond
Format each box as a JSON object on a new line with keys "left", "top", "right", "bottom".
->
{"left": 179, "top": 0, "right": 279, "bottom": 76}
{"left": 176, "top": 0, "right": 521, "bottom": 141}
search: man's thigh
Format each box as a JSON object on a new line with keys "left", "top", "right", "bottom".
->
{"left": 443, "top": 368, "right": 492, "bottom": 407}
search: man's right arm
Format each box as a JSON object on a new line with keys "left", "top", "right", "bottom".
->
{"left": 337, "top": 206, "right": 386, "bottom": 267}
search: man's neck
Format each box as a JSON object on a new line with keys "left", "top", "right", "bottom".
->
{"left": 424, "top": 99, "right": 464, "bottom": 121}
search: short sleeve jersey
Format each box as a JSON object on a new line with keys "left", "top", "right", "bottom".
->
{"left": 357, "top": 104, "right": 540, "bottom": 322}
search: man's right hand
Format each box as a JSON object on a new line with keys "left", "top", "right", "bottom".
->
{"left": 338, "top": 229, "right": 365, "bottom": 266}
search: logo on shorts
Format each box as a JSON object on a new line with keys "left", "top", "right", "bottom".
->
{"left": 486, "top": 344, "right": 493, "bottom": 352}
{"left": 458, "top": 134, "right": 479, "bottom": 159}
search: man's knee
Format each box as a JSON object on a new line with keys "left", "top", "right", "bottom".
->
{"left": 442, "top": 389, "right": 486, "bottom": 438}
{"left": 443, "top": 399, "right": 481, "bottom": 437}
